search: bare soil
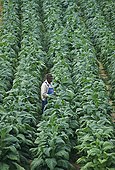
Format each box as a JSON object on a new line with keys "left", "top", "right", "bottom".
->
{"left": 72, "top": 163, "right": 80, "bottom": 170}
{"left": 98, "top": 60, "right": 115, "bottom": 122}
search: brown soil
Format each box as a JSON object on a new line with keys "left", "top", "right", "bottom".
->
{"left": 70, "top": 151, "right": 81, "bottom": 170}
{"left": 98, "top": 60, "right": 115, "bottom": 122}
{"left": 72, "top": 163, "right": 80, "bottom": 170}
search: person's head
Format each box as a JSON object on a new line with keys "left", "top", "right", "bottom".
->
{"left": 45, "top": 73, "right": 53, "bottom": 84}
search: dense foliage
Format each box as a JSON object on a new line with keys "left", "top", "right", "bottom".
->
{"left": 0, "top": 0, "right": 115, "bottom": 170}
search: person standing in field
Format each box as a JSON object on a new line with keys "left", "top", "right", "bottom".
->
{"left": 41, "top": 73, "right": 54, "bottom": 113}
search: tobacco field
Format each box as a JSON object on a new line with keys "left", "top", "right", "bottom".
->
{"left": 0, "top": 0, "right": 115, "bottom": 170}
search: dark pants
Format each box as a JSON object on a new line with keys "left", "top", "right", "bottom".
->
{"left": 42, "top": 99, "right": 47, "bottom": 113}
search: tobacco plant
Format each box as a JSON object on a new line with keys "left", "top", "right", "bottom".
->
{"left": 63, "top": 1, "right": 115, "bottom": 169}
{"left": 31, "top": 1, "right": 78, "bottom": 169}
{"left": 0, "top": 0, "right": 21, "bottom": 103}
{"left": 77, "top": 0, "right": 115, "bottom": 100}
{"left": 96, "top": 0, "right": 115, "bottom": 33}
{"left": 0, "top": 0, "right": 115, "bottom": 170}
{"left": 1, "top": 0, "right": 45, "bottom": 169}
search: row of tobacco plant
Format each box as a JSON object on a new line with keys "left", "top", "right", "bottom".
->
{"left": 31, "top": 0, "right": 115, "bottom": 170}
{"left": 0, "top": 0, "right": 45, "bottom": 169}
{"left": 0, "top": 0, "right": 21, "bottom": 103}
{"left": 77, "top": 0, "right": 115, "bottom": 101}
{"left": 64, "top": 1, "right": 115, "bottom": 169}
{"left": 0, "top": 0, "right": 115, "bottom": 170}
{"left": 31, "top": 0, "right": 76, "bottom": 169}
{"left": 96, "top": 0, "right": 115, "bottom": 33}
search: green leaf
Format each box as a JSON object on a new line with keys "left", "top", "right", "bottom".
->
{"left": 0, "top": 126, "right": 12, "bottom": 139}
{"left": 17, "top": 134, "right": 26, "bottom": 141}
{"left": 56, "top": 137, "right": 65, "bottom": 144}
{"left": 81, "top": 162, "right": 94, "bottom": 170}
{"left": 0, "top": 163, "right": 9, "bottom": 170}
{"left": 98, "top": 158, "right": 107, "bottom": 164}
{"left": 57, "top": 159, "right": 69, "bottom": 169}
{"left": 7, "top": 145, "right": 18, "bottom": 153}
{"left": 56, "top": 150, "right": 69, "bottom": 160}
{"left": 13, "top": 162, "right": 25, "bottom": 170}
{"left": 45, "top": 158, "right": 57, "bottom": 170}
{"left": 87, "top": 148, "right": 101, "bottom": 157}
{"left": 44, "top": 147, "right": 51, "bottom": 157}
{"left": 7, "top": 153, "right": 19, "bottom": 161}
{"left": 31, "top": 158, "right": 44, "bottom": 170}
{"left": 3, "top": 135, "right": 18, "bottom": 143}
{"left": 103, "top": 141, "right": 114, "bottom": 151}
{"left": 77, "top": 157, "right": 86, "bottom": 164}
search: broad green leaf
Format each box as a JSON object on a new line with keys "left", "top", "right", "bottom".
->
{"left": 44, "top": 147, "right": 51, "bottom": 157}
{"left": 7, "top": 152, "right": 19, "bottom": 161}
{"left": 81, "top": 162, "right": 94, "bottom": 170}
{"left": 0, "top": 163, "right": 9, "bottom": 170}
{"left": 26, "top": 139, "right": 34, "bottom": 145}
{"left": 0, "top": 127, "right": 12, "bottom": 138}
{"left": 56, "top": 150, "right": 69, "bottom": 160}
{"left": 81, "top": 134, "right": 91, "bottom": 142}
{"left": 3, "top": 135, "right": 18, "bottom": 143}
{"left": 56, "top": 137, "right": 65, "bottom": 144}
{"left": 31, "top": 158, "right": 44, "bottom": 170}
{"left": 17, "top": 134, "right": 26, "bottom": 141}
{"left": 87, "top": 148, "right": 101, "bottom": 157}
{"left": 13, "top": 162, "right": 25, "bottom": 170}
{"left": 45, "top": 158, "right": 57, "bottom": 170}
{"left": 77, "top": 157, "right": 86, "bottom": 164}
{"left": 98, "top": 158, "right": 107, "bottom": 164}
{"left": 6, "top": 145, "right": 18, "bottom": 153}
{"left": 103, "top": 141, "right": 114, "bottom": 151}
{"left": 57, "top": 159, "right": 69, "bottom": 169}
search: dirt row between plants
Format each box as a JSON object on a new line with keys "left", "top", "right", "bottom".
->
{"left": 98, "top": 60, "right": 115, "bottom": 123}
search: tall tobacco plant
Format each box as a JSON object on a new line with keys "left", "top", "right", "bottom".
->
{"left": 31, "top": 1, "right": 79, "bottom": 169}
{"left": 0, "top": 0, "right": 26, "bottom": 169}
{"left": 77, "top": 0, "right": 115, "bottom": 100}
{"left": 96, "top": 0, "right": 115, "bottom": 34}
{"left": 31, "top": 0, "right": 115, "bottom": 169}
{"left": 0, "top": 0, "right": 21, "bottom": 103}
{"left": 0, "top": 0, "right": 45, "bottom": 169}
{"left": 4, "top": 0, "right": 45, "bottom": 126}
{"left": 63, "top": 1, "right": 115, "bottom": 169}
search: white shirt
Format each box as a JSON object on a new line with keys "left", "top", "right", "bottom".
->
{"left": 41, "top": 80, "right": 52, "bottom": 101}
